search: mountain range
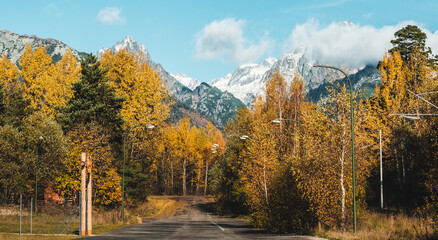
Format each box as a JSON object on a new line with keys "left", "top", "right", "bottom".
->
{"left": 0, "top": 28, "right": 381, "bottom": 127}
{"left": 211, "top": 46, "right": 381, "bottom": 106}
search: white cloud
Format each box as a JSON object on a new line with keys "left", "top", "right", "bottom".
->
{"left": 44, "top": 3, "right": 63, "bottom": 18}
{"left": 424, "top": 29, "right": 438, "bottom": 56}
{"left": 283, "top": 19, "right": 438, "bottom": 68}
{"left": 195, "top": 18, "right": 273, "bottom": 65}
{"left": 96, "top": 7, "right": 126, "bottom": 25}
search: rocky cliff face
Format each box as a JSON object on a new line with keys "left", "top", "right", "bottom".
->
{"left": 0, "top": 30, "right": 86, "bottom": 64}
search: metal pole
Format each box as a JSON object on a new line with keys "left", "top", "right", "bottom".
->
{"left": 122, "top": 132, "right": 127, "bottom": 222}
{"left": 35, "top": 147, "right": 38, "bottom": 214}
{"left": 379, "top": 129, "right": 383, "bottom": 210}
{"left": 314, "top": 65, "right": 357, "bottom": 233}
{"left": 30, "top": 198, "right": 33, "bottom": 234}
{"left": 20, "top": 194, "right": 22, "bottom": 235}
{"left": 35, "top": 136, "right": 43, "bottom": 213}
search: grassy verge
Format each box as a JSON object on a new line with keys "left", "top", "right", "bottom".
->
{"left": 314, "top": 211, "right": 437, "bottom": 240}
{"left": 0, "top": 196, "right": 186, "bottom": 240}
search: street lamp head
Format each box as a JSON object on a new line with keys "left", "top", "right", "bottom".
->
{"left": 39, "top": 136, "right": 43, "bottom": 141}
{"left": 391, "top": 114, "right": 421, "bottom": 120}
{"left": 146, "top": 124, "right": 155, "bottom": 129}
{"left": 401, "top": 115, "right": 420, "bottom": 120}
{"left": 240, "top": 135, "right": 249, "bottom": 140}
{"left": 272, "top": 118, "right": 282, "bottom": 124}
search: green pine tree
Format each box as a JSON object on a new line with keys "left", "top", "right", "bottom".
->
{"left": 389, "top": 25, "right": 432, "bottom": 62}
{"left": 0, "top": 83, "right": 34, "bottom": 128}
{"left": 59, "top": 54, "right": 125, "bottom": 145}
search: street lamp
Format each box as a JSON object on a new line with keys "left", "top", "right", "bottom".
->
{"left": 122, "top": 124, "right": 154, "bottom": 221}
{"left": 35, "top": 136, "right": 43, "bottom": 213}
{"left": 391, "top": 113, "right": 438, "bottom": 120}
{"left": 272, "top": 118, "right": 306, "bottom": 134}
{"left": 314, "top": 64, "right": 357, "bottom": 233}
{"left": 272, "top": 118, "right": 307, "bottom": 155}
{"left": 240, "top": 135, "right": 249, "bottom": 140}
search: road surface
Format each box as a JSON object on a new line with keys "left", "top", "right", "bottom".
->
{"left": 77, "top": 197, "right": 324, "bottom": 240}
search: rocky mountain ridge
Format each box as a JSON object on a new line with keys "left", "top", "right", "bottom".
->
{"left": 211, "top": 46, "right": 381, "bottom": 106}
{"left": 0, "top": 30, "right": 86, "bottom": 64}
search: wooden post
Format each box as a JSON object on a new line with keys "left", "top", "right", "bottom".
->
{"left": 80, "top": 153, "right": 86, "bottom": 236}
{"left": 86, "top": 156, "right": 92, "bottom": 235}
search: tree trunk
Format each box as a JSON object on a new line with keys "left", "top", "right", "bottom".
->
{"left": 204, "top": 158, "right": 209, "bottom": 195}
{"left": 170, "top": 161, "right": 174, "bottom": 194}
{"left": 340, "top": 123, "right": 346, "bottom": 232}
{"left": 183, "top": 159, "right": 187, "bottom": 196}
{"left": 196, "top": 169, "right": 201, "bottom": 195}
{"left": 263, "top": 155, "right": 269, "bottom": 206}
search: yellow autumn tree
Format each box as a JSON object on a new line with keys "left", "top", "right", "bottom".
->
{"left": 243, "top": 96, "right": 279, "bottom": 228}
{"left": 46, "top": 49, "right": 81, "bottom": 118}
{"left": 204, "top": 122, "right": 225, "bottom": 195}
{"left": 55, "top": 124, "right": 122, "bottom": 207}
{"left": 0, "top": 54, "right": 19, "bottom": 89}
{"left": 19, "top": 45, "right": 54, "bottom": 114}
{"left": 101, "top": 49, "right": 170, "bottom": 129}
{"left": 162, "top": 124, "right": 180, "bottom": 194}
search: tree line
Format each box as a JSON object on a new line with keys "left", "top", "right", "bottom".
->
{"left": 0, "top": 46, "right": 223, "bottom": 207}
{"left": 210, "top": 25, "right": 438, "bottom": 232}
{"left": 0, "top": 25, "right": 436, "bottom": 234}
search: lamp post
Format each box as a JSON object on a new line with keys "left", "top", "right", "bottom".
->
{"left": 35, "top": 136, "right": 43, "bottom": 213}
{"left": 314, "top": 64, "right": 357, "bottom": 233}
{"left": 379, "top": 130, "right": 383, "bottom": 210}
{"left": 122, "top": 124, "right": 154, "bottom": 221}
{"left": 272, "top": 118, "right": 307, "bottom": 155}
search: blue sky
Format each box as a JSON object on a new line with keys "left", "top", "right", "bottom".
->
{"left": 2, "top": 0, "right": 438, "bottom": 82}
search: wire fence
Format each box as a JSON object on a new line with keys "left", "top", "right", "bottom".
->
{"left": 0, "top": 194, "right": 81, "bottom": 236}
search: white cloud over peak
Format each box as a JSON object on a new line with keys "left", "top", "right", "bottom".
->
{"left": 284, "top": 19, "right": 438, "bottom": 68}
{"left": 96, "top": 7, "right": 126, "bottom": 25}
{"left": 195, "top": 18, "right": 273, "bottom": 65}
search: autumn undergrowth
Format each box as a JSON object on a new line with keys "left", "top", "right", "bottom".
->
{"left": 0, "top": 196, "right": 184, "bottom": 239}
{"left": 315, "top": 211, "right": 437, "bottom": 240}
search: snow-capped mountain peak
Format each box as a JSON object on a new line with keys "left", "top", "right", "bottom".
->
{"left": 210, "top": 56, "right": 278, "bottom": 105}
{"left": 211, "top": 41, "right": 380, "bottom": 106}
{"left": 97, "top": 35, "right": 151, "bottom": 61}
{"left": 171, "top": 73, "right": 201, "bottom": 91}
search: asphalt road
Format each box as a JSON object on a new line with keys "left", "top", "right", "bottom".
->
{"left": 76, "top": 197, "right": 324, "bottom": 240}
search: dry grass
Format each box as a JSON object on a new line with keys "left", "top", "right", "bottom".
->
{"left": 315, "top": 211, "right": 437, "bottom": 240}
{"left": 0, "top": 196, "right": 187, "bottom": 239}
{"left": 132, "top": 196, "right": 187, "bottom": 220}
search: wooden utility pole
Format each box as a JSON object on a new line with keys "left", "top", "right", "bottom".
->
{"left": 86, "top": 156, "right": 92, "bottom": 235}
{"left": 80, "top": 153, "right": 86, "bottom": 236}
